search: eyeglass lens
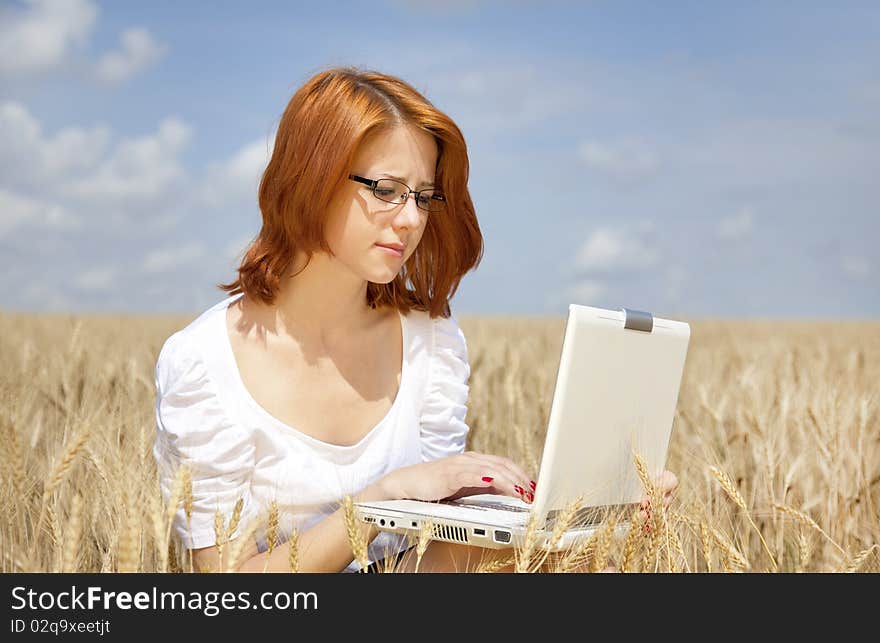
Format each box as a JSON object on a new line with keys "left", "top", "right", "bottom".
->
{"left": 373, "top": 178, "right": 444, "bottom": 212}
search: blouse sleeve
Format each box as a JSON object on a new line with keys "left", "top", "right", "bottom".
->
{"left": 153, "top": 332, "right": 257, "bottom": 549}
{"left": 419, "top": 313, "right": 471, "bottom": 462}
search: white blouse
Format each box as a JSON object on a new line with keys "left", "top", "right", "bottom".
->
{"left": 152, "top": 292, "right": 471, "bottom": 573}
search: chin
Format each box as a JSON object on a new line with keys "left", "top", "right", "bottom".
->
{"left": 369, "top": 272, "right": 398, "bottom": 285}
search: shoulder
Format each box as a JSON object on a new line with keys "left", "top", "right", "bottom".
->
{"left": 155, "top": 294, "right": 239, "bottom": 390}
{"left": 422, "top": 308, "right": 470, "bottom": 392}
{"left": 401, "top": 307, "right": 468, "bottom": 361}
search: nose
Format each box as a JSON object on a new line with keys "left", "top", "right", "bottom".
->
{"left": 392, "top": 192, "right": 424, "bottom": 226}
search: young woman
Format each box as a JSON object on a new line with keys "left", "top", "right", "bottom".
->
{"left": 153, "top": 66, "right": 677, "bottom": 573}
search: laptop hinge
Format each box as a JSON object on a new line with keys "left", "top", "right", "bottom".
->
{"left": 620, "top": 307, "right": 653, "bottom": 332}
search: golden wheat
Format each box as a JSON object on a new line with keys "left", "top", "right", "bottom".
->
{"left": 1, "top": 312, "right": 877, "bottom": 573}
{"left": 342, "top": 495, "right": 368, "bottom": 571}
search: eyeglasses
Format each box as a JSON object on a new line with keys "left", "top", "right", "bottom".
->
{"left": 348, "top": 174, "right": 446, "bottom": 213}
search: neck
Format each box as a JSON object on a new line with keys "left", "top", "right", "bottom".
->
{"left": 261, "top": 251, "right": 379, "bottom": 346}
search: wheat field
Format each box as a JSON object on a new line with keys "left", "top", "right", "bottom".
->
{"left": 1, "top": 309, "right": 878, "bottom": 573}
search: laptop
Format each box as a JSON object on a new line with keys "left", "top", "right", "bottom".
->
{"left": 355, "top": 304, "right": 691, "bottom": 552}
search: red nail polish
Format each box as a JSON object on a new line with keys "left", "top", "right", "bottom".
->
{"left": 526, "top": 491, "right": 534, "bottom": 502}
{"left": 514, "top": 485, "right": 524, "bottom": 495}
{"left": 529, "top": 480, "right": 536, "bottom": 490}
{"left": 482, "top": 476, "right": 494, "bottom": 483}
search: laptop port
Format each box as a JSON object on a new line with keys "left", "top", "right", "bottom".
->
{"left": 389, "top": 521, "right": 395, "bottom": 527}
{"left": 473, "top": 528, "right": 486, "bottom": 536}
{"left": 493, "top": 530, "right": 511, "bottom": 544}
{"left": 363, "top": 516, "right": 375, "bottom": 524}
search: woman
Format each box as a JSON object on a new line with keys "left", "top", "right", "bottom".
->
{"left": 153, "top": 66, "right": 677, "bottom": 573}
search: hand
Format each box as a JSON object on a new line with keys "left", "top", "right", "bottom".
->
{"left": 379, "top": 451, "right": 537, "bottom": 505}
{"left": 638, "top": 470, "right": 678, "bottom": 530}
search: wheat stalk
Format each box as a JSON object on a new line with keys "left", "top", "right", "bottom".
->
{"left": 772, "top": 503, "right": 847, "bottom": 557}
{"left": 61, "top": 493, "right": 83, "bottom": 573}
{"left": 161, "top": 464, "right": 188, "bottom": 572}
{"left": 556, "top": 529, "right": 598, "bottom": 573}
{"left": 711, "top": 526, "right": 750, "bottom": 570}
{"left": 476, "top": 554, "right": 516, "bottom": 573}
{"left": 226, "top": 497, "right": 244, "bottom": 541}
{"left": 797, "top": 528, "right": 812, "bottom": 572}
{"left": 619, "top": 509, "right": 643, "bottom": 573}
{"left": 590, "top": 515, "right": 618, "bottom": 573}
{"left": 342, "top": 495, "right": 368, "bottom": 571}
{"left": 699, "top": 521, "right": 713, "bottom": 573}
{"left": 182, "top": 468, "right": 193, "bottom": 574}
{"left": 515, "top": 511, "right": 542, "bottom": 573}
{"left": 287, "top": 528, "right": 299, "bottom": 573}
{"left": 262, "top": 500, "right": 280, "bottom": 573}
{"left": 225, "top": 515, "right": 259, "bottom": 573}
{"left": 529, "top": 495, "right": 583, "bottom": 571}
{"left": 32, "top": 428, "right": 90, "bottom": 558}
{"left": 840, "top": 545, "right": 877, "bottom": 573}
{"left": 711, "top": 466, "right": 778, "bottom": 571}
{"left": 117, "top": 488, "right": 141, "bottom": 573}
{"left": 213, "top": 509, "right": 228, "bottom": 572}
{"left": 414, "top": 519, "right": 433, "bottom": 573}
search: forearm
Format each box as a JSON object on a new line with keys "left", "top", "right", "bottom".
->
{"left": 236, "top": 479, "right": 398, "bottom": 573}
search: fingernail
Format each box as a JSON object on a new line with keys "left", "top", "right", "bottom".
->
{"left": 482, "top": 476, "right": 494, "bottom": 483}
{"left": 526, "top": 491, "right": 534, "bottom": 502}
{"left": 529, "top": 480, "right": 536, "bottom": 490}
{"left": 514, "top": 485, "right": 524, "bottom": 495}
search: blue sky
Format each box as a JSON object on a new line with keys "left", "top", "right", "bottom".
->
{"left": 1, "top": 0, "right": 878, "bottom": 318}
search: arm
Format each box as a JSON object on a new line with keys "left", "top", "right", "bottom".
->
{"left": 193, "top": 477, "right": 396, "bottom": 573}
{"left": 192, "top": 450, "right": 538, "bottom": 573}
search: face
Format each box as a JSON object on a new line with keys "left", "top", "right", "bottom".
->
{"left": 322, "top": 123, "right": 438, "bottom": 284}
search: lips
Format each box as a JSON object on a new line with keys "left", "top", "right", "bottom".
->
{"left": 376, "top": 242, "right": 405, "bottom": 252}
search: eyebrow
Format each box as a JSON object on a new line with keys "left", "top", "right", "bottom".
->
{"left": 379, "top": 173, "right": 435, "bottom": 188}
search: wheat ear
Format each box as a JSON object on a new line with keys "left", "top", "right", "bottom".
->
{"left": 711, "top": 466, "right": 778, "bottom": 571}
{"left": 772, "top": 503, "right": 847, "bottom": 557}
{"left": 342, "top": 495, "right": 369, "bottom": 571}
{"left": 415, "top": 519, "right": 433, "bottom": 573}
{"left": 61, "top": 493, "right": 83, "bottom": 573}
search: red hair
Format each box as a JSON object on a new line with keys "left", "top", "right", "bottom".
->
{"left": 218, "top": 65, "right": 483, "bottom": 319}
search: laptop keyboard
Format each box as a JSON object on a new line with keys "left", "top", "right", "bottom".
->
{"left": 442, "top": 499, "right": 531, "bottom": 514}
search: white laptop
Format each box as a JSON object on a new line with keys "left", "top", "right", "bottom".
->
{"left": 355, "top": 304, "right": 691, "bottom": 552}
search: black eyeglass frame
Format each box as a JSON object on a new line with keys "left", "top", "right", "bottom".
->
{"left": 348, "top": 174, "right": 446, "bottom": 212}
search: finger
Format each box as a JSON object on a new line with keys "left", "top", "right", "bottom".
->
{"left": 654, "top": 470, "right": 678, "bottom": 494}
{"left": 462, "top": 452, "right": 532, "bottom": 488}
{"left": 462, "top": 452, "right": 535, "bottom": 501}
{"left": 464, "top": 464, "right": 531, "bottom": 504}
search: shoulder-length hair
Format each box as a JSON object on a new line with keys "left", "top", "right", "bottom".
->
{"left": 218, "top": 65, "right": 483, "bottom": 319}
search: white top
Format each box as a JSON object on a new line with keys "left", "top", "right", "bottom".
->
{"left": 152, "top": 292, "right": 471, "bottom": 573}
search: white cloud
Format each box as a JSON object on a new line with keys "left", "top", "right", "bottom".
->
{"left": 198, "top": 134, "right": 275, "bottom": 207}
{"left": 842, "top": 256, "right": 871, "bottom": 279}
{"left": 1, "top": 102, "right": 192, "bottom": 225}
{"left": 717, "top": 206, "right": 754, "bottom": 241}
{"left": 141, "top": 241, "right": 206, "bottom": 274}
{"left": 0, "top": 101, "right": 112, "bottom": 189}
{"left": 0, "top": 188, "right": 80, "bottom": 237}
{"left": 428, "top": 62, "right": 593, "bottom": 132}
{"left": 574, "top": 221, "right": 659, "bottom": 273}
{"left": 95, "top": 27, "right": 167, "bottom": 83}
{"left": 73, "top": 267, "right": 116, "bottom": 292}
{"left": 568, "top": 279, "right": 606, "bottom": 304}
{"left": 61, "top": 117, "right": 192, "bottom": 206}
{"left": 0, "top": 0, "right": 98, "bottom": 75}
{"left": 577, "top": 139, "right": 660, "bottom": 183}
